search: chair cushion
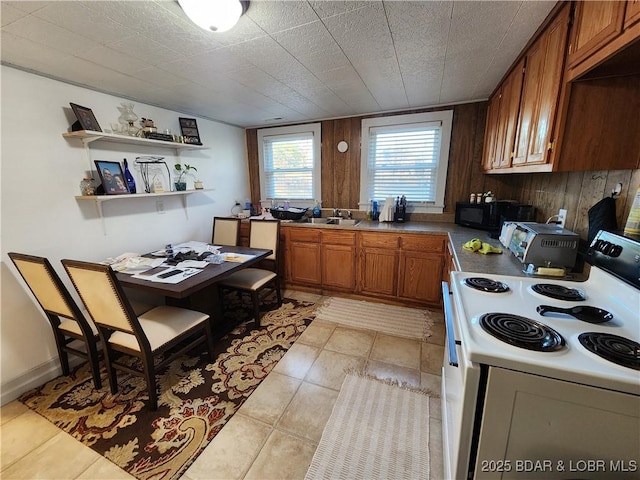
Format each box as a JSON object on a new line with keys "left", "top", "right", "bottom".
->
{"left": 108, "top": 306, "right": 209, "bottom": 352}
{"left": 219, "top": 268, "right": 277, "bottom": 291}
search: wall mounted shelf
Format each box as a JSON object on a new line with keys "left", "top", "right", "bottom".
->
{"left": 63, "top": 130, "right": 207, "bottom": 151}
{"left": 63, "top": 129, "right": 208, "bottom": 174}
{"left": 76, "top": 189, "right": 213, "bottom": 234}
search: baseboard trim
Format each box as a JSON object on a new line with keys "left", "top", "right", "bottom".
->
{"left": 1, "top": 357, "right": 82, "bottom": 406}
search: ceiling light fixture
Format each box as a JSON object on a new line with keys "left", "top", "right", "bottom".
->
{"left": 178, "top": 0, "right": 249, "bottom": 33}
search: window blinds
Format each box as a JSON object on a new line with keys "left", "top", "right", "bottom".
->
{"left": 367, "top": 122, "right": 442, "bottom": 203}
{"left": 263, "top": 132, "right": 314, "bottom": 199}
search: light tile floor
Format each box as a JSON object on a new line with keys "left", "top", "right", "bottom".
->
{"left": 0, "top": 291, "right": 445, "bottom": 479}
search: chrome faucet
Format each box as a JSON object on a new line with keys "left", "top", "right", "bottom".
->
{"left": 333, "top": 208, "right": 341, "bottom": 217}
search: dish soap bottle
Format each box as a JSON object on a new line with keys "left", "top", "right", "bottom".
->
{"left": 313, "top": 200, "right": 321, "bottom": 218}
{"left": 123, "top": 158, "right": 136, "bottom": 193}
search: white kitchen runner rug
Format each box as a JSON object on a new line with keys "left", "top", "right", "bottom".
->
{"left": 314, "top": 297, "right": 434, "bottom": 340}
{"left": 305, "top": 373, "right": 432, "bottom": 480}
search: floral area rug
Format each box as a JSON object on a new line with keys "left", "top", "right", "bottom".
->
{"left": 19, "top": 297, "right": 317, "bottom": 480}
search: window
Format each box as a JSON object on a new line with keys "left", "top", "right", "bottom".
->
{"left": 360, "top": 111, "right": 453, "bottom": 214}
{"left": 258, "top": 123, "right": 321, "bottom": 208}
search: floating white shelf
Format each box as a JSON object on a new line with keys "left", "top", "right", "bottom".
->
{"left": 63, "top": 130, "right": 207, "bottom": 151}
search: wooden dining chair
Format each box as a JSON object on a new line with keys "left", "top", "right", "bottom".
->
{"left": 62, "top": 259, "right": 215, "bottom": 410}
{"left": 218, "top": 219, "right": 282, "bottom": 326}
{"left": 8, "top": 252, "right": 105, "bottom": 389}
{"left": 212, "top": 216, "right": 241, "bottom": 246}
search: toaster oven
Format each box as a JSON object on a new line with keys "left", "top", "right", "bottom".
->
{"left": 508, "top": 222, "right": 579, "bottom": 269}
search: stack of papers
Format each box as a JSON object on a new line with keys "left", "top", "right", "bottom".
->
{"left": 223, "top": 252, "right": 256, "bottom": 263}
{"left": 103, "top": 253, "right": 165, "bottom": 274}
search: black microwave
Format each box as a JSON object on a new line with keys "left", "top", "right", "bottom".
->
{"left": 455, "top": 201, "right": 535, "bottom": 231}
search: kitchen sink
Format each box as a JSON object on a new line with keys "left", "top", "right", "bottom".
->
{"left": 335, "top": 218, "right": 360, "bottom": 226}
{"left": 310, "top": 217, "right": 360, "bottom": 226}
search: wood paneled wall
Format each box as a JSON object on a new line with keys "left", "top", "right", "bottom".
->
{"left": 245, "top": 102, "right": 489, "bottom": 219}
{"left": 245, "top": 103, "right": 639, "bottom": 240}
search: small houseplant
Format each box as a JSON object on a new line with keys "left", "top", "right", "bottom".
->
{"left": 173, "top": 163, "right": 197, "bottom": 191}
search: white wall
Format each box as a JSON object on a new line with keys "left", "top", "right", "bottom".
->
{"left": 0, "top": 66, "right": 250, "bottom": 404}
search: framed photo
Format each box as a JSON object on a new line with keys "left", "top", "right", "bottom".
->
{"left": 94, "top": 160, "right": 129, "bottom": 195}
{"left": 179, "top": 117, "right": 202, "bottom": 145}
{"left": 70, "top": 103, "right": 102, "bottom": 132}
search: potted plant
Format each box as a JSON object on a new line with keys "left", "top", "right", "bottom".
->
{"left": 173, "top": 163, "right": 197, "bottom": 191}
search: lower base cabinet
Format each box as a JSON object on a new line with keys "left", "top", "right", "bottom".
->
{"left": 282, "top": 227, "right": 446, "bottom": 306}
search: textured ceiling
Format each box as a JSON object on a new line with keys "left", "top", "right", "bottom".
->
{"left": 1, "top": 0, "right": 556, "bottom": 128}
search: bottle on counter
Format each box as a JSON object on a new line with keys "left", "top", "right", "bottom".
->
{"left": 123, "top": 158, "right": 136, "bottom": 193}
{"left": 372, "top": 200, "right": 379, "bottom": 221}
{"left": 313, "top": 200, "right": 321, "bottom": 218}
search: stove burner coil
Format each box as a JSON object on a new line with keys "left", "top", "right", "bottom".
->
{"left": 463, "top": 277, "right": 510, "bottom": 293}
{"left": 531, "top": 283, "right": 585, "bottom": 301}
{"left": 479, "top": 313, "right": 565, "bottom": 352}
{"left": 578, "top": 333, "right": 640, "bottom": 370}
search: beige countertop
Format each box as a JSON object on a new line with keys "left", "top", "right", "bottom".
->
{"left": 279, "top": 219, "right": 588, "bottom": 281}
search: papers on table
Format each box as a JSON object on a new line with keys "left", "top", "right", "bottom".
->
{"left": 175, "top": 260, "right": 209, "bottom": 269}
{"left": 132, "top": 267, "right": 203, "bottom": 283}
{"left": 104, "top": 254, "right": 165, "bottom": 274}
{"left": 150, "top": 242, "right": 222, "bottom": 257}
{"left": 223, "top": 252, "right": 256, "bottom": 263}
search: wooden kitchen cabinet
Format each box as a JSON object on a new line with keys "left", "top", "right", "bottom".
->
{"left": 357, "top": 232, "right": 399, "bottom": 296}
{"left": 567, "top": 0, "right": 640, "bottom": 80}
{"left": 484, "top": 1, "right": 639, "bottom": 173}
{"left": 397, "top": 234, "right": 446, "bottom": 304}
{"left": 287, "top": 228, "right": 322, "bottom": 286}
{"left": 482, "top": 60, "right": 524, "bottom": 170}
{"left": 322, "top": 231, "right": 356, "bottom": 291}
{"left": 625, "top": 0, "right": 640, "bottom": 29}
{"left": 568, "top": 1, "right": 626, "bottom": 68}
{"left": 512, "top": 5, "right": 570, "bottom": 167}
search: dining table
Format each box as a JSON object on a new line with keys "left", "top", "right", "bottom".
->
{"left": 116, "top": 245, "right": 273, "bottom": 328}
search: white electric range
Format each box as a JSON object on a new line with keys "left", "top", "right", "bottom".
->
{"left": 442, "top": 230, "right": 640, "bottom": 480}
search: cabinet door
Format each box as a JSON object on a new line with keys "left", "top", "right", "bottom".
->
{"left": 288, "top": 242, "right": 322, "bottom": 285}
{"left": 512, "top": 5, "right": 569, "bottom": 166}
{"left": 322, "top": 244, "right": 356, "bottom": 291}
{"left": 358, "top": 248, "right": 398, "bottom": 296}
{"left": 487, "top": 61, "right": 524, "bottom": 170}
{"left": 482, "top": 92, "right": 502, "bottom": 170}
{"left": 397, "top": 251, "right": 444, "bottom": 304}
{"left": 625, "top": 0, "right": 640, "bottom": 29}
{"left": 569, "top": 1, "right": 626, "bottom": 67}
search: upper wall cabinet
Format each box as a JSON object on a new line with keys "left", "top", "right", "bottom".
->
{"left": 482, "top": 60, "right": 524, "bottom": 171}
{"left": 567, "top": 0, "right": 640, "bottom": 80}
{"left": 483, "top": 4, "right": 569, "bottom": 173}
{"left": 483, "top": 1, "right": 640, "bottom": 174}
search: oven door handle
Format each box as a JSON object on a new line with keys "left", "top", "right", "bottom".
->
{"left": 441, "top": 281, "right": 459, "bottom": 367}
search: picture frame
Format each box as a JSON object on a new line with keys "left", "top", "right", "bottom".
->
{"left": 94, "top": 160, "right": 130, "bottom": 195}
{"left": 178, "top": 117, "right": 202, "bottom": 145}
{"left": 70, "top": 103, "right": 102, "bottom": 132}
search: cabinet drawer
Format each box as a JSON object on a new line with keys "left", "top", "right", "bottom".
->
{"left": 401, "top": 234, "right": 445, "bottom": 253}
{"left": 322, "top": 231, "right": 356, "bottom": 246}
{"left": 359, "top": 232, "right": 399, "bottom": 248}
{"left": 288, "top": 228, "right": 321, "bottom": 243}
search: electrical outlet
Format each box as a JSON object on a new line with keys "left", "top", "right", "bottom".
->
{"left": 156, "top": 200, "right": 165, "bottom": 214}
{"left": 558, "top": 208, "right": 567, "bottom": 228}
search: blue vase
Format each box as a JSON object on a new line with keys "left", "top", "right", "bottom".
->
{"left": 123, "top": 158, "right": 136, "bottom": 193}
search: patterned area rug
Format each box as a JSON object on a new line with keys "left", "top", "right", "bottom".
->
{"left": 314, "top": 297, "right": 434, "bottom": 340}
{"left": 19, "top": 298, "right": 317, "bottom": 480}
{"left": 305, "top": 373, "right": 432, "bottom": 480}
